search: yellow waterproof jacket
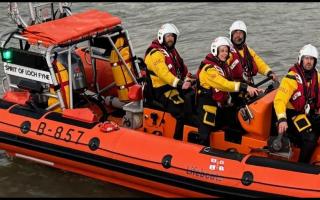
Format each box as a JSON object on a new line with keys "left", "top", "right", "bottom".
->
{"left": 227, "top": 46, "right": 272, "bottom": 76}
{"left": 274, "top": 70, "right": 320, "bottom": 120}
{"left": 144, "top": 49, "right": 182, "bottom": 98}
{"left": 199, "top": 64, "right": 241, "bottom": 92}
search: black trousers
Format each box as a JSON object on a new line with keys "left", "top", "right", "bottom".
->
{"left": 230, "top": 92, "right": 247, "bottom": 110}
{"left": 156, "top": 89, "right": 197, "bottom": 140}
{"left": 197, "top": 94, "right": 239, "bottom": 146}
{"left": 285, "top": 109, "right": 320, "bottom": 163}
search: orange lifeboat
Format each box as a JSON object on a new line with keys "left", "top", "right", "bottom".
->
{"left": 1, "top": 8, "right": 320, "bottom": 198}
{"left": 1, "top": 95, "right": 320, "bottom": 197}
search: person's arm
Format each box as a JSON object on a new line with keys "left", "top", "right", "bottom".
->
{"left": 274, "top": 72, "right": 297, "bottom": 120}
{"left": 200, "top": 65, "right": 262, "bottom": 96}
{"left": 248, "top": 47, "right": 272, "bottom": 76}
{"left": 145, "top": 51, "right": 181, "bottom": 87}
{"left": 274, "top": 73, "right": 298, "bottom": 134}
{"left": 200, "top": 65, "right": 240, "bottom": 92}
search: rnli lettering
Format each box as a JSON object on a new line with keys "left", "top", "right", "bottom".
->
{"left": 278, "top": 86, "right": 288, "bottom": 94}
{"left": 152, "top": 58, "right": 162, "bottom": 66}
{"left": 36, "top": 122, "right": 84, "bottom": 143}
{"left": 186, "top": 166, "right": 223, "bottom": 181}
{"left": 209, "top": 73, "right": 217, "bottom": 78}
{"left": 4, "top": 62, "right": 53, "bottom": 84}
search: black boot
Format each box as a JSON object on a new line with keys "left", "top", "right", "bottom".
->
{"left": 173, "top": 117, "right": 184, "bottom": 140}
{"left": 298, "top": 131, "right": 318, "bottom": 163}
{"left": 198, "top": 124, "right": 211, "bottom": 147}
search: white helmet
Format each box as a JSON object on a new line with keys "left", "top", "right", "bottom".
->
{"left": 157, "top": 23, "right": 180, "bottom": 44}
{"left": 229, "top": 20, "right": 247, "bottom": 40}
{"left": 211, "top": 36, "right": 231, "bottom": 56}
{"left": 298, "top": 44, "right": 318, "bottom": 65}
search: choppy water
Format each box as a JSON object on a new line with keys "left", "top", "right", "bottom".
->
{"left": 0, "top": 2, "right": 320, "bottom": 197}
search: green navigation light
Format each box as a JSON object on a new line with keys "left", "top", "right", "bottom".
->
{"left": 2, "top": 49, "right": 13, "bottom": 62}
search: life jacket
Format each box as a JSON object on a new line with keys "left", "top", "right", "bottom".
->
{"left": 288, "top": 63, "right": 320, "bottom": 113}
{"left": 197, "top": 53, "right": 232, "bottom": 105}
{"left": 229, "top": 44, "right": 258, "bottom": 85}
{"left": 145, "top": 39, "right": 188, "bottom": 79}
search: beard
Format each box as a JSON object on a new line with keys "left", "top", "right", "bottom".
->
{"left": 164, "top": 40, "right": 176, "bottom": 50}
{"left": 303, "top": 67, "right": 314, "bottom": 81}
{"left": 303, "top": 64, "right": 314, "bottom": 71}
{"left": 231, "top": 32, "right": 246, "bottom": 49}
{"left": 163, "top": 34, "right": 177, "bottom": 50}
{"left": 233, "top": 37, "right": 244, "bottom": 45}
{"left": 165, "top": 41, "right": 174, "bottom": 47}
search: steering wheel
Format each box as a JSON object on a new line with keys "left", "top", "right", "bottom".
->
{"left": 245, "top": 76, "right": 278, "bottom": 104}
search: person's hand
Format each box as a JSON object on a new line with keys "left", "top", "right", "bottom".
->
{"left": 186, "top": 72, "right": 197, "bottom": 79}
{"left": 246, "top": 86, "right": 264, "bottom": 97}
{"left": 182, "top": 81, "right": 191, "bottom": 90}
{"left": 267, "top": 71, "right": 278, "bottom": 82}
{"left": 185, "top": 76, "right": 196, "bottom": 85}
{"left": 278, "top": 121, "right": 288, "bottom": 135}
{"left": 270, "top": 72, "right": 278, "bottom": 81}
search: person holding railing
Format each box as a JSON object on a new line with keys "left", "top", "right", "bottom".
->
{"left": 196, "top": 36, "right": 262, "bottom": 146}
{"left": 274, "top": 44, "right": 320, "bottom": 163}
{"left": 227, "top": 20, "right": 278, "bottom": 108}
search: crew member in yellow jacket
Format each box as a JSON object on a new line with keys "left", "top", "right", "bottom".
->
{"left": 197, "top": 36, "right": 262, "bottom": 146}
{"left": 274, "top": 44, "right": 320, "bottom": 163}
{"left": 227, "top": 20, "right": 278, "bottom": 108}
{"left": 144, "top": 23, "right": 195, "bottom": 140}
